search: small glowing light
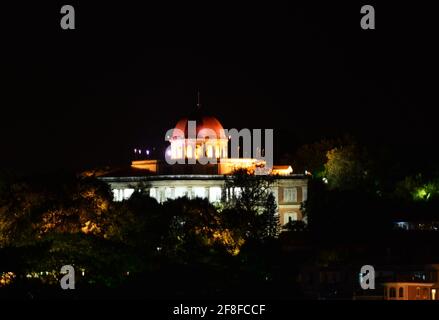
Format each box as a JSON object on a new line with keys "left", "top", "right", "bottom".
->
{"left": 323, "top": 177, "right": 328, "bottom": 184}
{"left": 82, "top": 271, "right": 85, "bottom": 276}
{"left": 146, "top": 149, "right": 150, "bottom": 155}
{"left": 134, "top": 148, "right": 137, "bottom": 153}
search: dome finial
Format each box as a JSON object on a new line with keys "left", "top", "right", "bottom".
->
{"left": 196, "top": 90, "right": 201, "bottom": 109}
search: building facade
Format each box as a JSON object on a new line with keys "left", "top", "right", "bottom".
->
{"left": 101, "top": 173, "right": 307, "bottom": 226}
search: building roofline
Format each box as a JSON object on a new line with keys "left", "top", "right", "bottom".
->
{"left": 98, "top": 174, "right": 307, "bottom": 183}
{"left": 382, "top": 282, "right": 435, "bottom": 286}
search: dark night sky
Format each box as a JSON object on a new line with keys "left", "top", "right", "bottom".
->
{"left": 1, "top": 2, "right": 437, "bottom": 173}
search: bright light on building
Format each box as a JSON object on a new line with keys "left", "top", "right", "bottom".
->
{"left": 175, "top": 187, "right": 188, "bottom": 198}
{"left": 192, "top": 187, "right": 206, "bottom": 199}
{"left": 272, "top": 165, "right": 293, "bottom": 176}
{"left": 112, "top": 188, "right": 135, "bottom": 201}
{"left": 165, "top": 187, "right": 173, "bottom": 200}
{"left": 150, "top": 188, "right": 157, "bottom": 200}
{"left": 209, "top": 187, "right": 222, "bottom": 203}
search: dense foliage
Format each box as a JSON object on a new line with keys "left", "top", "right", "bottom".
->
{"left": 2, "top": 138, "right": 439, "bottom": 298}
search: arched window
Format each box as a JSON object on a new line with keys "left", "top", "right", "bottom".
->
{"left": 389, "top": 287, "right": 396, "bottom": 298}
{"left": 186, "top": 145, "right": 193, "bottom": 158}
{"left": 399, "top": 287, "right": 404, "bottom": 298}
{"left": 196, "top": 145, "right": 202, "bottom": 159}
{"left": 222, "top": 145, "right": 228, "bottom": 158}
{"left": 207, "top": 145, "right": 213, "bottom": 158}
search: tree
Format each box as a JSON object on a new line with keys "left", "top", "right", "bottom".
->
{"left": 222, "top": 169, "right": 276, "bottom": 240}
{"left": 223, "top": 169, "right": 274, "bottom": 214}
{"left": 0, "top": 173, "right": 146, "bottom": 287}
{"left": 293, "top": 139, "right": 337, "bottom": 176}
{"left": 283, "top": 220, "right": 307, "bottom": 232}
{"left": 395, "top": 173, "right": 439, "bottom": 202}
{"left": 324, "top": 144, "right": 368, "bottom": 190}
{"left": 259, "top": 193, "right": 280, "bottom": 239}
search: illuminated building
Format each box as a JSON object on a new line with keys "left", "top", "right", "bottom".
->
{"left": 383, "top": 282, "right": 435, "bottom": 300}
{"left": 169, "top": 111, "right": 228, "bottom": 161}
{"left": 99, "top": 103, "right": 308, "bottom": 226}
{"left": 381, "top": 264, "right": 439, "bottom": 300}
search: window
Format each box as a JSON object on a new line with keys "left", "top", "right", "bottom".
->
{"left": 423, "top": 288, "right": 428, "bottom": 299}
{"left": 207, "top": 145, "right": 213, "bottom": 158}
{"left": 113, "top": 189, "right": 134, "bottom": 201}
{"left": 389, "top": 287, "right": 396, "bottom": 298}
{"left": 302, "top": 187, "right": 308, "bottom": 202}
{"left": 192, "top": 187, "right": 206, "bottom": 199}
{"left": 399, "top": 287, "right": 404, "bottom": 298}
{"left": 149, "top": 188, "right": 157, "bottom": 200}
{"left": 416, "top": 287, "right": 421, "bottom": 297}
{"left": 164, "top": 187, "right": 173, "bottom": 200}
{"left": 177, "top": 145, "right": 183, "bottom": 158}
{"left": 186, "top": 145, "right": 193, "bottom": 158}
{"left": 222, "top": 146, "right": 228, "bottom": 158}
{"left": 284, "top": 212, "right": 298, "bottom": 225}
{"left": 175, "top": 187, "right": 188, "bottom": 198}
{"left": 112, "top": 189, "right": 122, "bottom": 202}
{"left": 123, "top": 188, "right": 135, "bottom": 200}
{"left": 284, "top": 188, "right": 297, "bottom": 202}
{"left": 209, "top": 187, "right": 222, "bottom": 203}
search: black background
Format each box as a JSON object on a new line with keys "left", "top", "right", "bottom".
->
{"left": 1, "top": 1, "right": 437, "bottom": 173}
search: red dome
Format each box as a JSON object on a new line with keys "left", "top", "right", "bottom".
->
{"left": 172, "top": 112, "right": 226, "bottom": 139}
